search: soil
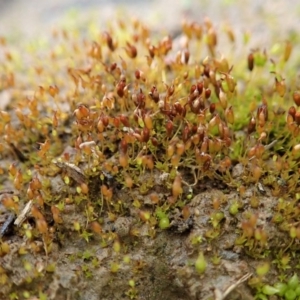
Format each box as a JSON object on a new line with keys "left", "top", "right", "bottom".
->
{"left": 1, "top": 169, "right": 290, "bottom": 300}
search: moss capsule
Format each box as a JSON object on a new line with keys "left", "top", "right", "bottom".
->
{"left": 247, "top": 52, "right": 254, "bottom": 71}
{"left": 159, "top": 217, "right": 170, "bottom": 229}
{"left": 195, "top": 252, "right": 207, "bottom": 274}
{"left": 172, "top": 175, "right": 182, "bottom": 197}
{"left": 293, "top": 91, "right": 300, "bottom": 107}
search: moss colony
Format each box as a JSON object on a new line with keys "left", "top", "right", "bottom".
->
{"left": 1, "top": 16, "right": 300, "bottom": 300}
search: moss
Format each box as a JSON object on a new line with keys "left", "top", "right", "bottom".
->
{"left": 0, "top": 10, "right": 300, "bottom": 300}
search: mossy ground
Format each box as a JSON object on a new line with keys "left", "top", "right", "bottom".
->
{"left": 1, "top": 4, "right": 300, "bottom": 300}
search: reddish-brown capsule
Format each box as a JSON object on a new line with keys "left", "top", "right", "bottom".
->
{"left": 51, "top": 206, "right": 63, "bottom": 224}
{"left": 100, "top": 115, "right": 109, "bottom": 128}
{"left": 202, "top": 64, "right": 210, "bottom": 78}
{"left": 218, "top": 156, "right": 231, "bottom": 172}
{"left": 288, "top": 106, "right": 296, "bottom": 119}
{"left": 112, "top": 117, "right": 120, "bottom": 128}
{"left": 30, "top": 177, "right": 42, "bottom": 191}
{"left": 190, "top": 84, "right": 197, "bottom": 95}
{"left": 201, "top": 153, "right": 212, "bottom": 169}
{"left": 224, "top": 137, "right": 232, "bottom": 148}
{"left": 141, "top": 127, "right": 150, "bottom": 143}
{"left": 36, "top": 219, "right": 48, "bottom": 234}
{"left": 255, "top": 143, "right": 265, "bottom": 158}
{"left": 197, "top": 82, "right": 204, "bottom": 95}
{"left": 135, "top": 70, "right": 141, "bottom": 80}
{"left": 190, "top": 98, "right": 201, "bottom": 114}
{"left": 151, "top": 137, "right": 158, "bottom": 147}
{"left": 149, "top": 86, "right": 159, "bottom": 103}
{"left": 166, "top": 120, "right": 174, "bottom": 137}
{"left": 182, "top": 125, "right": 190, "bottom": 142}
{"left": 31, "top": 205, "right": 44, "bottom": 220}
{"left": 120, "top": 138, "right": 128, "bottom": 154}
{"left": 125, "top": 41, "right": 137, "bottom": 59}
{"left": 27, "top": 186, "right": 34, "bottom": 200}
{"left": 116, "top": 78, "right": 126, "bottom": 98}
{"left": 172, "top": 175, "right": 182, "bottom": 198}
{"left": 119, "top": 114, "right": 130, "bottom": 127}
{"left": 148, "top": 45, "right": 155, "bottom": 58}
{"left": 134, "top": 89, "right": 146, "bottom": 108}
{"left": 209, "top": 103, "right": 216, "bottom": 114}
{"left": 257, "top": 104, "right": 268, "bottom": 127}
{"left": 90, "top": 221, "right": 102, "bottom": 234}
{"left": 2, "top": 196, "right": 19, "bottom": 212}
{"left": 109, "top": 62, "right": 117, "bottom": 72}
{"left": 74, "top": 104, "right": 90, "bottom": 120}
{"left": 295, "top": 112, "right": 300, "bottom": 126}
{"left": 293, "top": 91, "right": 300, "bottom": 107}
{"left": 167, "top": 84, "right": 175, "bottom": 97}
{"left": 174, "top": 102, "right": 183, "bottom": 116}
{"left": 103, "top": 31, "right": 115, "bottom": 51}
{"left": 80, "top": 182, "right": 89, "bottom": 194}
{"left": 205, "top": 88, "right": 211, "bottom": 99}
{"left": 248, "top": 53, "right": 254, "bottom": 71}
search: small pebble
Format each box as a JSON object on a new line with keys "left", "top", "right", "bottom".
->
{"left": 113, "top": 217, "right": 132, "bottom": 238}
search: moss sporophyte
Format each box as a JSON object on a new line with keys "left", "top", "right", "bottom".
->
{"left": 0, "top": 14, "right": 300, "bottom": 299}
